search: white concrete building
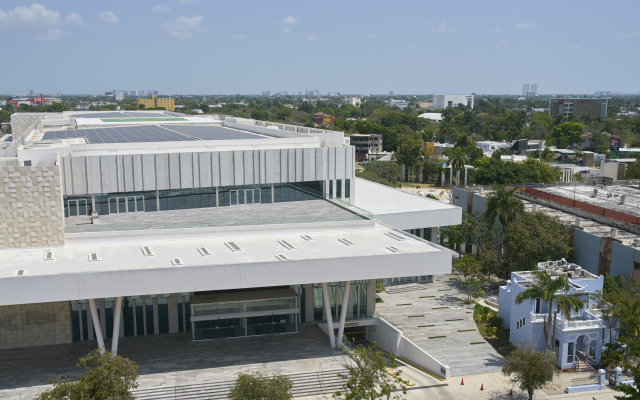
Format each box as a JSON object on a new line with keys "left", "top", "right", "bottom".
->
{"left": 345, "top": 97, "right": 361, "bottom": 107}
{"left": 0, "top": 111, "right": 460, "bottom": 378}
{"left": 499, "top": 260, "right": 607, "bottom": 369}
{"left": 387, "top": 99, "right": 409, "bottom": 109}
{"left": 475, "top": 140, "right": 510, "bottom": 157}
{"left": 418, "top": 113, "right": 443, "bottom": 123}
{"left": 433, "top": 94, "right": 474, "bottom": 109}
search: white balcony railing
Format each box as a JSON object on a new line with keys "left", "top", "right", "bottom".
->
{"left": 530, "top": 313, "right": 547, "bottom": 323}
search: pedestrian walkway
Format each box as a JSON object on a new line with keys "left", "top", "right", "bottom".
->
{"left": 375, "top": 277, "right": 503, "bottom": 377}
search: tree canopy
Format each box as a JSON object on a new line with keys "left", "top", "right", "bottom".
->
{"left": 228, "top": 371, "right": 293, "bottom": 400}
{"left": 502, "top": 346, "right": 555, "bottom": 400}
{"left": 472, "top": 158, "right": 562, "bottom": 185}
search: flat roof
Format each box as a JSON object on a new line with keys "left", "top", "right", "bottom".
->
{"left": 40, "top": 124, "right": 271, "bottom": 144}
{"left": 538, "top": 185, "right": 640, "bottom": 217}
{"left": 65, "top": 200, "right": 364, "bottom": 234}
{"left": 69, "top": 111, "right": 174, "bottom": 119}
{"left": 0, "top": 220, "right": 452, "bottom": 305}
{"left": 353, "top": 178, "right": 461, "bottom": 230}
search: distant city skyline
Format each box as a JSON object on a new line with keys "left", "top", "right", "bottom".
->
{"left": 1, "top": 0, "right": 639, "bottom": 95}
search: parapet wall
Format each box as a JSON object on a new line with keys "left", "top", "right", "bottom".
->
{"left": 0, "top": 165, "right": 65, "bottom": 248}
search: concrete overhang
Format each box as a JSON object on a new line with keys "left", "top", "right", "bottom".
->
{"left": 353, "top": 178, "right": 462, "bottom": 230}
{"left": 0, "top": 220, "right": 452, "bottom": 306}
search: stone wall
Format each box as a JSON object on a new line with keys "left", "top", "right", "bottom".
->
{"left": 0, "top": 301, "right": 72, "bottom": 349}
{"left": 0, "top": 165, "right": 65, "bottom": 248}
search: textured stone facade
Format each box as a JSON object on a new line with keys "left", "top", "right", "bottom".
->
{"left": 0, "top": 165, "right": 65, "bottom": 248}
{"left": 0, "top": 301, "right": 72, "bottom": 349}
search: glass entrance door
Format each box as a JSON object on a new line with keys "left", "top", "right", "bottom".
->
{"left": 66, "top": 199, "right": 88, "bottom": 217}
{"left": 108, "top": 195, "right": 145, "bottom": 214}
{"left": 230, "top": 189, "right": 260, "bottom": 206}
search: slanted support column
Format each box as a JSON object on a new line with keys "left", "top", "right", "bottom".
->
{"left": 88, "top": 299, "right": 105, "bottom": 354}
{"left": 337, "top": 281, "right": 351, "bottom": 346}
{"left": 321, "top": 283, "right": 336, "bottom": 348}
{"left": 111, "top": 297, "right": 123, "bottom": 355}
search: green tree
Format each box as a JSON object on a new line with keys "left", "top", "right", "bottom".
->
{"left": 550, "top": 121, "right": 585, "bottom": 148}
{"left": 504, "top": 212, "right": 572, "bottom": 272}
{"left": 540, "top": 148, "right": 554, "bottom": 162}
{"left": 624, "top": 157, "right": 640, "bottom": 179}
{"left": 485, "top": 185, "right": 524, "bottom": 227}
{"left": 502, "top": 346, "right": 555, "bottom": 400}
{"left": 137, "top": 103, "right": 145, "bottom": 110}
{"left": 443, "top": 147, "right": 467, "bottom": 185}
{"left": 453, "top": 255, "right": 485, "bottom": 302}
{"left": 297, "top": 101, "right": 314, "bottom": 113}
{"left": 35, "top": 350, "right": 138, "bottom": 400}
{"left": 516, "top": 270, "right": 584, "bottom": 348}
{"left": 335, "top": 342, "right": 406, "bottom": 400}
{"left": 251, "top": 109, "right": 270, "bottom": 121}
{"left": 612, "top": 364, "right": 640, "bottom": 400}
{"left": 228, "top": 371, "right": 293, "bottom": 400}
{"left": 356, "top": 161, "right": 402, "bottom": 187}
{"left": 393, "top": 133, "right": 423, "bottom": 181}
{"left": 200, "top": 103, "right": 210, "bottom": 113}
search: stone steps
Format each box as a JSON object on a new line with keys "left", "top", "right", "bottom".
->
{"left": 133, "top": 368, "right": 346, "bottom": 400}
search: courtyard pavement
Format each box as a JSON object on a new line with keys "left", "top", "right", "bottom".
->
{"left": 375, "top": 276, "right": 504, "bottom": 377}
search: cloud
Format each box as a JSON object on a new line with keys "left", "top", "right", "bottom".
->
{"left": 98, "top": 11, "right": 118, "bottom": 24}
{"left": 617, "top": 31, "right": 640, "bottom": 39}
{"left": 516, "top": 22, "right": 535, "bottom": 29}
{"left": 281, "top": 16, "right": 297, "bottom": 33}
{"left": 307, "top": 34, "right": 318, "bottom": 42}
{"left": 231, "top": 33, "right": 246, "bottom": 40}
{"left": 492, "top": 27, "right": 502, "bottom": 32}
{"left": 38, "top": 28, "right": 63, "bottom": 41}
{"left": 152, "top": 5, "right": 171, "bottom": 13}
{"left": 65, "top": 12, "right": 84, "bottom": 26}
{"left": 437, "top": 22, "right": 456, "bottom": 33}
{"left": 178, "top": 0, "right": 199, "bottom": 4}
{"left": 0, "top": 3, "right": 61, "bottom": 26}
{"left": 164, "top": 15, "right": 206, "bottom": 38}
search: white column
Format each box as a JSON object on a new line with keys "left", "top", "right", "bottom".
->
{"left": 156, "top": 189, "right": 160, "bottom": 211}
{"left": 366, "top": 280, "right": 376, "bottom": 317}
{"left": 271, "top": 184, "right": 275, "bottom": 203}
{"left": 464, "top": 167, "right": 468, "bottom": 187}
{"left": 87, "top": 303, "right": 94, "bottom": 340}
{"left": 152, "top": 297, "right": 159, "bottom": 335}
{"left": 88, "top": 299, "right": 106, "bottom": 354}
{"left": 141, "top": 296, "right": 148, "bottom": 335}
{"left": 215, "top": 187, "right": 219, "bottom": 207}
{"left": 431, "top": 227, "right": 439, "bottom": 243}
{"left": 440, "top": 170, "right": 445, "bottom": 187}
{"left": 321, "top": 283, "right": 336, "bottom": 348}
{"left": 132, "top": 299, "right": 137, "bottom": 336}
{"left": 111, "top": 297, "right": 123, "bottom": 355}
{"left": 337, "top": 281, "right": 351, "bottom": 346}
{"left": 340, "top": 179, "right": 346, "bottom": 199}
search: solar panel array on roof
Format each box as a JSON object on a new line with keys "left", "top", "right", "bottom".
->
{"left": 161, "top": 125, "right": 266, "bottom": 140}
{"left": 70, "top": 112, "right": 129, "bottom": 119}
{"left": 42, "top": 125, "right": 192, "bottom": 143}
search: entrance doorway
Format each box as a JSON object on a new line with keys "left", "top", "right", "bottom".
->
{"left": 108, "top": 195, "right": 145, "bottom": 214}
{"left": 230, "top": 188, "right": 261, "bottom": 206}
{"left": 66, "top": 199, "right": 88, "bottom": 217}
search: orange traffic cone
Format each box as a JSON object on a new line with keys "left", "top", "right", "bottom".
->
{"left": 460, "top": 378, "right": 464, "bottom": 385}
{"left": 480, "top": 383, "right": 484, "bottom": 391}
{"left": 509, "top": 388, "right": 513, "bottom": 396}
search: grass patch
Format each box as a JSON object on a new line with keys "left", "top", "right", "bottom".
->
{"left": 428, "top": 335, "right": 446, "bottom": 339}
{"left": 470, "top": 342, "right": 485, "bottom": 345}
{"left": 457, "top": 329, "right": 475, "bottom": 332}
{"left": 418, "top": 324, "right": 435, "bottom": 327}
{"left": 375, "top": 297, "right": 384, "bottom": 303}
{"left": 445, "top": 318, "right": 464, "bottom": 322}
{"left": 408, "top": 315, "right": 425, "bottom": 318}
{"left": 438, "top": 288, "right": 452, "bottom": 291}
{"left": 473, "top": 303, "right": 514, "bottom": 357}
{"left": 395, "top": 303, "right": 412, "bottom": 306}
{"left": 432, "top": 306, "right": 449, "bottom": 309}
{"left": 419, "top": 295, "right": 436, "bottom": 298}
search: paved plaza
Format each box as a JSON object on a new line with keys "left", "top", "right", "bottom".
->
{"left": 375, "top": 277, "right": 504, "bottom": 377}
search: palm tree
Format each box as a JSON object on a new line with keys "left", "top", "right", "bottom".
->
{"left": 485, "top": 185, "right": 524, "bottom": 227}
{"left": 444, "top": 147, "right": 467, "bottom": 186}
{"left": 516, "top": 270, "right": 584, "bottom": 349}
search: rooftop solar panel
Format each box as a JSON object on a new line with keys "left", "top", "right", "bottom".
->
{"left": 70, "top": 112, "right": 129, "bottom": 119}
{"left": 42, "top": 125, "right": 193, "bottom": 143}
{"left": 161, "top": 125, "right": 267, "bottom": 141}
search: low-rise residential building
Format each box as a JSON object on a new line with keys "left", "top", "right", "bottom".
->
{"left": 475, "top": 140, "right": 510, "bottom": 157}
{"left": 433, "top": 94, "right": 474, "bottom": 109}
{"left": 549, "top": 98, "right": 608, "bottom": 120}
{"left": 349, "top": 134, "right": 383, "bottom": 160}
{"left": 499, "top": 259, "right": 607, "bottom": 369}
{"left": 137, "top": 94, "right": 175, "bottom": 111}
{"left": 314, "top": 112, "right": 336, "bottom": 127}
{"left": 388, "top": 99, "right": 409, "bottom": 109}
{"left": 345, "top": 97, "right": 361, "bottom": 107}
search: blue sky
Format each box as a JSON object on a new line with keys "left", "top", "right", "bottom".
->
{"left": 2, "top": 1, "right": 639, "bottom": 95}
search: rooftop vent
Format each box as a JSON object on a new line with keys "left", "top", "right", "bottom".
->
{"left": 15, "top": 269, "right": 28, "bottom": 276}
{"left": 141, "top": 246, "right": 154, "bottom": 256}
{"left": 634, "top": 238, "right": 640, "bottom": 247}
{"left": 386, "top": 246, "right": 402, "bottom": 253}
{"left": 300, "top": 235, "right": 313, "bottom": 241}
{"left": 197, "top": 247, "right": 212, "bottom": 256}
{"left": 275, "top": 254, "right": 289, "bottom": 261}
{"left": 88, "top": 252, "right": 100, "bottom": 262}
{"left": 43, "top": 250, "right": 54, "bottom": 261}
{"left": 620, "top": 194, "right": 626, "bottom": 205}
{"left": 338, "top": 238, "right": 355, "bottom": 246}
{"left": 171, "top": 258, "right": 184, "bottom": 266}
{"left": 610, "top": 228, "right": 618, "bottom": 239}
{"left": 225, "top": 242, "right": 242, "bottom": 252}
{"left": 592, "top": 188, "right": 598, "bottom": 198}
{"left": 531, "top": 204, "right": 538, "bottom": 212}
{"left": 384, "top": 232, "right": 407, "bottom": 241}
{"left": 278, "top": 240, "right": 296, "bottom": 250}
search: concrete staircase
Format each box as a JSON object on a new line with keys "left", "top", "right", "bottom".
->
{"left": 133, "top": 369, "right": 346, "bottom": 400}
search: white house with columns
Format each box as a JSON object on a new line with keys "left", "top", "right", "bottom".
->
{"left": 0, "top": 111, "right": 460, "bottom": 378}
{"left": 499, "top": 259, "right": 607, "bottom": 369}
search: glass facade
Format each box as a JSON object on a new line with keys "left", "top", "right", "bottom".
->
{"left": 191, "top": 295, "right": 299, "bottom": 341}
{"left": 312, "top": 281, "right": 368, "bottom": 321}
{"left": 63, "top": 181, "right": 324, "bottom": 217}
